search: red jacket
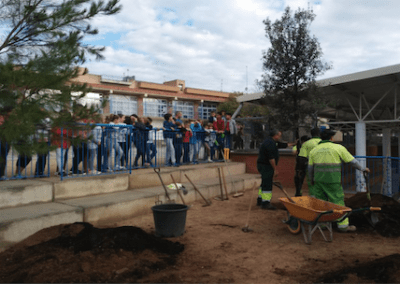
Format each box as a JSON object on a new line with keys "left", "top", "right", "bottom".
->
{"left": 183, "top": 130, "right": 192, "bottom": 143}
{"left": 213, "top": 119, "right": 224, "bottom": 132}
{"left": 51, "top": 127, "right": 72, "bottom": 149}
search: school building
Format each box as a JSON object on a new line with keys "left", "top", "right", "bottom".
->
{"left": 71, "top": 68, "right": 232, "bottom": 124}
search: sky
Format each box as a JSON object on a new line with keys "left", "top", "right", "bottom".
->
{"left": 82, "top": 0, "right": 400, "bottom": 94}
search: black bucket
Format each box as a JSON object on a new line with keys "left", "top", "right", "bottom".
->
{"left": 151, "top": 203, "right": 189, "bottom": 237}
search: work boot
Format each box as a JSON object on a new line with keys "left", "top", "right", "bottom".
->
{"left": 261, "top": 202, "right": 276, "bottom": 210}
{"left": 338, "top": 225, "right": 357, "bottom": 232}
{"left": 257, "top": 197, "right": 262, "bottom": 206}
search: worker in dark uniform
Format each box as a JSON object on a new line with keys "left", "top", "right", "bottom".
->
{"left": 293, "top": 135, "right": 310, "bottom": 196}
{"left": 257, "top": 129, "right": 295, "bottom": 210}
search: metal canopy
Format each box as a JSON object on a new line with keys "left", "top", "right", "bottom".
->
{"left": 317, "top": 63, "right": 400, "bottom": 132}
{"left": 238, "top": 64, "right": 400, "bottom": 133}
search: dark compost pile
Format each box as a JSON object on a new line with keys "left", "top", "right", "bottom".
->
{"left": 345, "top": 192, "right": 400, "bottom": 237}
{"left": 317, "top": 253, "right": 400, "bottom": 283}
{"left": 0, "top": 222, "right": 184, "bottom": 283}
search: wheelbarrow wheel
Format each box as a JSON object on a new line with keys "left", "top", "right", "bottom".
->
{"left": 287, "top": 215, "right": 301, "bottom": 234}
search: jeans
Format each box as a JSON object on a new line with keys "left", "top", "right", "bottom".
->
{"left": 88, "top": 148, "right": 96, "bottom": 171}
{"left": 189, "top": 142, "right": 199, "bottom": 162}
{"left": 165, "top": 138, "right": 176, "bottom": 165}
{"left": 146, "top": 142, "right": 157, "bottom": 164}
{"left": 56, "top": 147, "right": 69, "bottom": 173}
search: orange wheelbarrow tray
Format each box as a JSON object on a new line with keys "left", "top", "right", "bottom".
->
{"left": 279, "top": 196, "right": 380, "bottom": 245}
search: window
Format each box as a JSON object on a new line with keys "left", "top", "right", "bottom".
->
{"left": 199, "top": 103, "right": 217, "bottom": 119}
{"left": 173, "top": 101, "right": 194, "bottom": 119}
{"left": 109, "top": 95, "right": 138, "bottom": 115}
{"left": 143, "top": 98, "right": 168, "bottom": 117}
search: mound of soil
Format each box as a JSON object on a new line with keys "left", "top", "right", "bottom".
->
{"left": 0, "top": 222, "right": 184, "bottom": 283}
{"left": 345, "top": 193, "right": 400, "bottom": 237}
{"left": 317, "top": 254, "right": 400, "bottom": 283}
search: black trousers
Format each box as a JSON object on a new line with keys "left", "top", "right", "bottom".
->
{"left": 16, "top": 153, "right": 48, "bottom": 176}
{"left": 294, "top": 170, "right": 306, "bottom": 196}
{"left": 70, "top": 143, "right": 88, "bottom": 174}
{"left": 0, "top": 142, "right": 10, "bottom": 177}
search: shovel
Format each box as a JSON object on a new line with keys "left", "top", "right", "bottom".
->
{"left": 242, "top": 182, "right": 258, "bottom": 232}
{"left": 273, "top": 181, "right": 295, "bottom": 203}
{"left": 219, "top": 149, "right": 244, "bottom": 197}
{"left": 154, "top": 168, "right": 175, "bottom": 204}
{"left": 184, "top": 174, "right": 212, "bottom": 206}
{"left": 363, "top": 171, "right": 380, "bottom": 227}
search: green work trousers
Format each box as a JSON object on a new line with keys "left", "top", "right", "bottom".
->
{"left": 312, "top": 181, "right": 349, "bottom": 229}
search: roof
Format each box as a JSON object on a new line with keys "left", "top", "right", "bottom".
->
{"left": 237, "top": 64, "right": 400, "bottom": 132}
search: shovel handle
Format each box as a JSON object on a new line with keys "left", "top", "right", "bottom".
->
{"left": 273, "top": 181, "right": 295, "bottom": 203}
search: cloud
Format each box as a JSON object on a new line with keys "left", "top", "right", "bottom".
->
{"left": 83, "top": 0, "right": 400, "bottom": 93}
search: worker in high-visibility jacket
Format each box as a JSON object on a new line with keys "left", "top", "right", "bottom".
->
{"left": 296, "top": 128, "right": 321, "bottom": 196}
{"left": 308, "top": 129, "right": 370, "bottom": 232}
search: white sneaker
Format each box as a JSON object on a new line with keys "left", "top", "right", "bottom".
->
{"left": 208, "top": 158, "right": 213, "bottom": 163}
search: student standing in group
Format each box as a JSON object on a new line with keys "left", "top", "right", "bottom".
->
{"left": 203, "top": 123, "right": 215, "bottom": 162}
{"left": 208, "top": 111, "right": 217, "bottom": 124}
{"left": 132, "top": 115, "right": 146, "bottom": 168}
{"left": 225, "top": 112, "right": 237, "bottom": 150}
{"left": 144, "top": 117, "right": 157, "bottom": 166}
{"left": 121, "top": 116, "right": 132, "bottom": 168}
{"left": 0, "top": 107, "right": 13, "bottom": 180}
{"left": 173, "top": 111, "right": 183, "bottom": 165}
{"left": 190, "top": 119, "right": 203, "bottom": 164}
{"left": 87, "top": 116, "right": 102, "bottom": 175}
{"left": 163, "top": 113, "right": 178, "bottom": 167}
{"left": 213, "top": 112, "right": 225, "bottom": 160}
{"left": 117, "top": 114, "right": 127, "bottom": 168}
{"left": 109, "top": 114, "right": 124, "bottom": 171}
{"left": 52, "top": 111, "right": 72, "bottom": 176}
{"left": 182, "top": 121, "right": 192, "bottom": 164}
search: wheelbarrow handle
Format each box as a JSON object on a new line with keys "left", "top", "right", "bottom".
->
{"left": 370, "top": 207, "right": 381, "bottom": 211}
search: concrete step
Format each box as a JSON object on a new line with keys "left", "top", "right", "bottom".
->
{"left": 58, "top": 173, "right": 261, "bottom": 227}
{"left": 0, "top": 162, "right": 246, "bottom": 209}
{"left": 0, "top": 202, "right": 83, "bottom": 243}
{"left": 129, "top": 162, "right": 246, "bottom": 189}
{"left": 0, "top": 162, "right": 255, "bottom": 247}
{"left": 0, "top": 179, "right": 54, "bottom": 209}
{"left": 0, "top": 172, "right": 260, "bottom": 244}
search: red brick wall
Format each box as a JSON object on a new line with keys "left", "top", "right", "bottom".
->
{"left": 230, "top": 152, "right": 301, "bottom": 189}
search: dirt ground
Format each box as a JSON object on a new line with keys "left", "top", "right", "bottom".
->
{"left": 1, "top": 185, "right": 400, "bottom": 283}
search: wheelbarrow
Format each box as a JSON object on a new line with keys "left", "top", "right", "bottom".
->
{"left": 279, "top": 196, "right": 381, "bottom": 244}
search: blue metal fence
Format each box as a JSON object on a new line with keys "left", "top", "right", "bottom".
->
{"left": 0, "top": 124, "right": 232, "bottom": 181}
{"left": 342, "top": 156, "right": 400, "bottom": 197}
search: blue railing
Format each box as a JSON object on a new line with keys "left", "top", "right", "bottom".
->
{"left": 342, "top": 156, "right": 400, "bottom": 197}
{"left": 0, "top": 124, "right": 233, "bottom": 181}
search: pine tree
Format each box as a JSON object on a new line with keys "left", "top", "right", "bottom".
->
{"left": 259, "top": 6, "right": 331, "bottom": 134}
{"left": 0, "top": 0, "right": 121, "bottom": 156}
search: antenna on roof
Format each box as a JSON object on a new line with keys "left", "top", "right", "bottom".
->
{"left": 221, "top": 79, "right": 223, "bottom": 92}
{"left": 245, "top": 66, "right": 248, "bottom": 94}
